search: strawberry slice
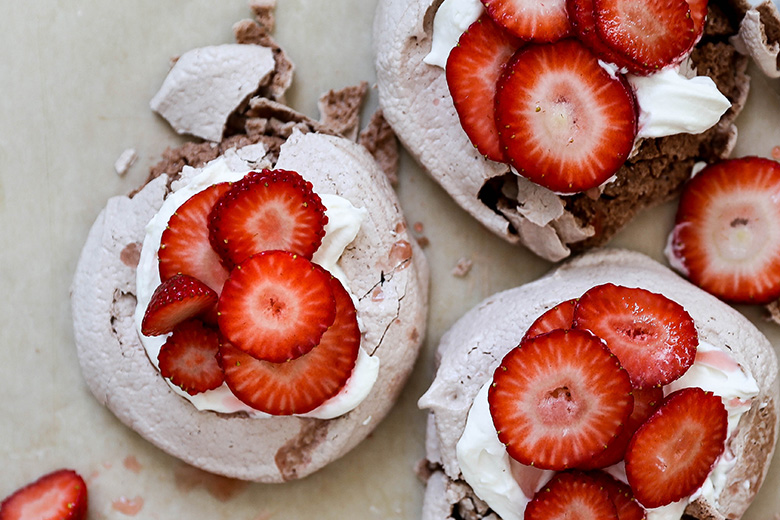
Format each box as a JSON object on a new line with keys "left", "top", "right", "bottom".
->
{"left": 593, "top": 0, "right": 696, "bottom": 72}
{"left": 625, "top": 387, "right": 728, "bottom": 508}
{"left": 217, "top": 250, "right": 336, "bottom": 363}
{"left": 494, "top": 39, "right": 637, "bottom": 194}
{"left": 208, "top": 169, "right": 328, "bottom": 267}
{"left": 0, "top": 469, "right": 87, "bottom": 520}
{"left": 219, "top": 272, "right": 360, "bottom": 415}
{"left": 586, "top": 471, "right": 646, "bottom": 520}
{"left": 525, "top": 471, "right": 618, "bottom": 520}
{"left": 158, "top": 182, "right": 232, "bottom": 293}
{"left": 446, "top": 16, "right": 522, "bottom": 162}
{"left": 157, "top": 320, "right": 224, "bottom": 395}
{"left": 481, "top": 0, "right": 572, "bottom": 41}
{"left": 522, "top": 298, "right": 577, "bottom": 341}
{"left": 668, "top": 157, "right": 780, "bottom": 304}
{"left": 489, "top": 329, "right": 634, "bottom": 470}
{"left": 573, "top": 284, "right": 698, "bottom": 388}
{"left": 686, "top": 0, "right": 709, "bottom": 46}
{"left": 141, "top": 274, "right": 218, "bottom": 336}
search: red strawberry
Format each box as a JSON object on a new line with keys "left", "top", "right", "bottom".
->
{"left": 668, "top": 157, "right": 780, "bottom": 304}
{"left": 573, "top": 284, "right": 698, "bottom": 388}
{"left": 586, "top": 471, "right": 646, "bottom": 520}
{"left": 0, "top": 469, "right": 87, "bottom": 520}
{"left": 625, "top": 387, "right": 727, "bottom": 508}
{"left": 157, "top": 320, "right": 224, "bottom": 395}
{"left": 686, "top": 0, "right": 709, "bottom": 45}
{"left": 577, "top": 386, "right": 664, "bottom": 470}
{"left": 525, "top": 471, "right": 618, "bottom": 520}
{"left": 219, "top": 272, "right": 360, "bottom": 415}
{"left": 481, "top": 0, "right": 572, "bottom": 41}
{"left": 488, "top": 329, "right": 634, "bottom": 470}
{"left": 593, "top": 0, "right": 696, "bottom": 72}
{"left": 158, "top": 182, "right": 232, "bottom": 293}
{"left": 494, "top": 39, "right": 637, "bottom": 194}
{"left": 141, "top": 274, "right": 218, "bottom": 336}
{"left": 208, "top": 169, "right": 327, "bottom": 267}
{"left": 217, "top": 251, "right": 336, "bottom": 363}
{"left": 522, "top": 298, "right": 577, "bottom": 341}
{"left": 446, "top": 16, "right": 522, "bottom": 162}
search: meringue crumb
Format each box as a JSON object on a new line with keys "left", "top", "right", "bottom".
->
{"left": 772, "top": 146, "right": 780, "bottom": 161}
{"left": 452, "top": 257, "right": 473, "bottom": 278}
{"left": 114, "top": 148, "right": 138, "bottom": 176}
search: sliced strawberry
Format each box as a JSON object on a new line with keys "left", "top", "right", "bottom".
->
{"left": 522, "top": 298, "right": 577, "bottom": 341}
{"left": 158, "top": 182, "right": 232, "bottom": 293}
{"left": 525, "top": 471, "right": 618, "bottom": 520}
{"left": 625, "top": 387, "right": 727, "bottom": 508}
{"left": 141, "top": 274, "right": 218, "bottom": 336}
{"left": 494, "top": 39, "right": 637, "bottom": 194}
{"left": 668, "top": 157, "right": 780, "bottom": 304}
{"left": 219, "top": 273, "right": 360, "bottom": 415}
{"left": 686, "top": 0, "right": 709, "bottom": 45}
{"left": 446, "top": 16, "right": 522, "bottom": 162}
{"left": 577, "top": 386, "right": 664, "bottom": 470}
{"left": 217, "top": 251, "right": 336, "bottom": 363}
{"left": 208, "top": 169, "right": 327, "bottom": 267}
{"left": 481, "top": 0, "right": 572, "bottom": 41}
{"left": 157, "top": 320, "right": 223, "bottom": 395}
{"left": 573, "top": 284, "right": 698, "bottom": 388}
{"left": 586, "top": 471, "right": 646, "bottom": 520}
{"left": 0, "top": 469, "right": 87, "bottom": 520}
{"left": 488, "top": 329, "right": 633, "bottom": 470}
{"left": 593, "top": 0, "right": 696, "bottom": 72}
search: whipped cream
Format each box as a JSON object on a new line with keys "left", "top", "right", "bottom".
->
{"left": 456, "top": 340, "right": 759, "bottom": 519}
{"left": 134, "top": 153, "right": 380, "bottom": 419}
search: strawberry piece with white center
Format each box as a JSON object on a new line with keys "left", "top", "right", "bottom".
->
{"left": 593, "top": 0, "right": 696, "bottom": 72}
{"left": 158, "top": 182, "right": 232, "bottom": 293}
{"left": 488, "top": 329, "right": 634, "bottom": 470}
{"left": 573, "top": 283, "right": 698, "bottom": 388}
{"left": 0, "top": 469, "right": 88, "bottom": 520}
{"left": 208, "top": 169, "right": 328, "bottom": 267}
{"left": 481, "top": 0, "right": 572, "bottom": 42}
{"left": 446, "top": 16, "right": 522, "bottom": 162}
{"left": 525, "top": 471, "right": 618, "bottom": 520}
{"left": 157, "top": 320, "right": 224, "bottom": 395}
{"left": 586, "top": 471, "right": 646, "bottom": 520}
{"left": 217, "top": 250, "right": 336, "bottom": 363}
{"left": 494, "top": 39, "right": 637, "bottom": 194}
{"left": 522, "top": 298, "right": 577, "bottom": 341}
{"left": 625, "top": 387, "right": 728, "bottom": 508}
{"left": 219, "top": 272, "right": 360, "bottom": 415}
{"left": 141, "top": 273, "right": 218, "bottom": 336}
{"left": 668, "top": 157, "right": 780, "bottom": 304}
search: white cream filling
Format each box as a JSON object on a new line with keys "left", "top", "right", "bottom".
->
{"left": 133, "top": 154, "right": 380, "bottom": 419}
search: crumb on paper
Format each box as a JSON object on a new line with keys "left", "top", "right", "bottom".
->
{"left": 114, "top": 148, "right": 137, "bottom": 176}
{"left": 452, "top": 257, "right": 473, "bottom": 278}
{"left": 410, "top": 221, "right": 429, "bottom": 248}
{"left": 318, "top": 82, "right": 368, "bottom": 142}
{"left": 359, "top": 109, "right": 400, "bottom": 186}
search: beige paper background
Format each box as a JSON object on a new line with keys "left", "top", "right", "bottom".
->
{"left": 1, "top": 1, "right": 779, "bottom": 518}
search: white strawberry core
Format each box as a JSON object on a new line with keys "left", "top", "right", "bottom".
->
{"left": 711, "top": 201, "right": 771, "bottom": 264}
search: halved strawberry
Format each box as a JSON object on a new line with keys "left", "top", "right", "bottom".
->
{"left": 481, "top": 0, "right": 572, "bottom": 41}
{"left": 157, "top": 320, "right": 224, "bottom": 395}
{"left": 686, "top": 0, "right": 709, "bottom": 46}
{"left": 141, "top": 274, "right": 218, "bottom": 336}
{"left": 217, "top": 250, "right": 336, "bottom": 363}
{"left": 586, "top": 471, "right": 646, "bottom": 520}
{"left": 488, "top": 329, "right": 634, "bottom": 470}
{"left": 525, "top": 471, "right": 618, "bottom": 520}
{"left": 573, "top": 284, "right": 698, "bottom": 388}
{"left": 446, "top": 16, "right": 522, "bottom": 162}
{"left": 158, "top": 182, "right": 232, "bottom": 293}
{"left": 494, "top": 39, "right": 637, "bottom": 194}
{"left": 0, "top": 469, "right": 87, "bottom": 520}
{"left": 208, "top": 169, "right": 327, "bottom": 267}
{"left": 219, "top": 272, "right": 360, "bottom": 415}
{"left": 522, "top": 298, "right": 577, "bottom": 341}
{"left": 668, "top": 157, "right": 780, "bottom": 304}
{"left": 593, "top": 0, "right": 696, "bottom": 72}
{"left": 625, "top": 387, "right": 727, "bottom": 508}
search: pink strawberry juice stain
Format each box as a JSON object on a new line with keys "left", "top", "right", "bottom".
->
{"left": 112, "top": 496, "right": 144, "bottom": 516}
{"left": 123, "top": 455, "right": 142, "bottom": 474}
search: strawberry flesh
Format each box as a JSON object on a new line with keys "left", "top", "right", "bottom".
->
{"left": 446, "top": 16, "right": 522, "bottom": 162}
{"left": 625, "top": 387, "right": 727, "bottom": 508}
{"left": 219, "top": 271, "right": 360, "bottom": 415}
{"left": 141, "top": 274, "right": 218, "bottom": 336}
{"left": 522, "top": 298, "right": 577, "bottom": 341}
{"left": 481, "top": 0, "right": 572, "bottom": 41}
{"left": 0, "top": 469, "right": 88, "bottom": 520}
{"left": 525, "top": 471, "right": 618, "bottom": 520}
{"left": 489, "top": 329, "right": 634, "bottom": 470}
{"left": 669, "top": 157, "right": 780, "bottom": 304}
{"left": 494, "top": 39, "right": 637, "bottom": 194}
{"left": 157, "top": 320, "right": 224, "bottom": 395}
{"left": 217, "top": 250, "right": 336, "bottom": 363}
{"left": 573, "top": 284, "right": 698, "bottom": 388}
